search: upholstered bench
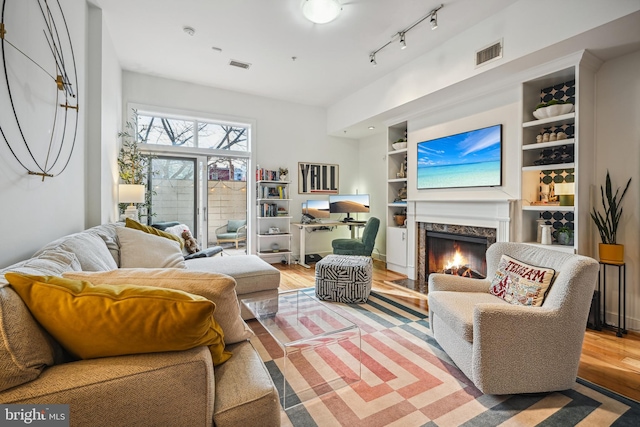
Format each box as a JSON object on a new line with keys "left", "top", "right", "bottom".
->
{"left": 315, "top": 255, "right": 373, "bottom": 303}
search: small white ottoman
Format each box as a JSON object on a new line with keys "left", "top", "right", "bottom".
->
{"left": 315, "top": 255, "right": 373, "bottom": 303}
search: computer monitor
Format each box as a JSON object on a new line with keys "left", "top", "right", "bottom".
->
{"left": 304, "top": 199, "right": 330, "bottom": 218}
{"left": 329, "top": 194, "right": 370, "bottom": 222}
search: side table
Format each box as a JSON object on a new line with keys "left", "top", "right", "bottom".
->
{"left": 598, "top": 261, "right": 626, "bottom": 337}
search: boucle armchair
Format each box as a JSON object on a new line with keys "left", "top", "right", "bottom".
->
{"left": 428, "top": 242, "right": 599, "bottom": 395}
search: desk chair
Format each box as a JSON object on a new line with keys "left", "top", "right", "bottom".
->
{"left": 331, "top": 217, "right": 380, "bottom": 256}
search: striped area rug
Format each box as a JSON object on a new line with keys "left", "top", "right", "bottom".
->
{"left": 247, "top": 290, "right": 640, "bottom": 426}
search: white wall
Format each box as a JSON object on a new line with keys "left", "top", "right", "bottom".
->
{"left": 358, "top": 132, "right": 387, "bottom": 259}
{"left": 86, "top": 5, "right": 122, "bottom": 227}
{"left": 121, "top": 71, "right": 358, "bottom": 261}
{"left": 328, "top": 0, "right": 640, "bottom": 134}
{"left": 595, "top": 50, "right": 640, "bottom": 330}
{"left": 0, "top": 0, "right": 87, "bottom": 268}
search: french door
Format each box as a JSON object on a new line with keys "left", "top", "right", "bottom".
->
{"left": 147, "top": 155, "right": 248, "bottom": 250}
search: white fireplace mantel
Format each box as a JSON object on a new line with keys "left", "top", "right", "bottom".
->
{"left": 405, "top": 199, "right": 515, "bottom": 279}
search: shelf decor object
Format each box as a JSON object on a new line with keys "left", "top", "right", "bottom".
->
{"left": 591, "top": 171, "right": 632, "bottom": 264}
{"left": 0, "top": 0, "right": 80, "bottom": 180}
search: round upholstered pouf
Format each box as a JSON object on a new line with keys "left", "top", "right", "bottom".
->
{"left": 315, "top": 255, "right": 373, "bottom": 303}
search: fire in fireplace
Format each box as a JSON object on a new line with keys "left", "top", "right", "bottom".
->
{"left": 427, "top": 231, "right": 488, "bottom": 278}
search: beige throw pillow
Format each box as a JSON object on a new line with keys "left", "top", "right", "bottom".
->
{"left": 489, "top": 254, "right": 556, "bottom": 307}
{"left": 63, "top": 269, "right": 253, "bottom": 344}
{"left": 116, "top": 227, "right": 186, "bottom": 269}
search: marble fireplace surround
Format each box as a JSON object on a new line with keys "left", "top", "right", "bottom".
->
{"left": 406, "top": 200, "right": 514, "bottom": 281}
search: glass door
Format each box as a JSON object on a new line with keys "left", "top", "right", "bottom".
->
{"left": 207, "top": 156, "right": 248, "bottom": 253}
{"left": 148, "top": 157, "right": 197, "bottom": 234}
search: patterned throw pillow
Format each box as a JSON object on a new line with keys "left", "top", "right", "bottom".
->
{"left": 489, "top": 255, "right": 556, "bottom": 307}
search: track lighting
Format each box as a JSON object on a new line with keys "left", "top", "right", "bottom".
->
{"left": 367, "top": 4, "right": 442, "bottom": 65}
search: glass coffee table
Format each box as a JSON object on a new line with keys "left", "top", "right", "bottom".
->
{"left": 242, "top": 289, "right": 361, "bottom": 409}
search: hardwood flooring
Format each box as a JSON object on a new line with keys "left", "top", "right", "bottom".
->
{"left": 274, "top": 260, "right": 640, "bottom": 402}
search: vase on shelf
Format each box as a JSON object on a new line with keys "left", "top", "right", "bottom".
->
{"left": 540, "top": 225, "right": 552, "bottom": 245}
{"left": 536, "top": 219, "right": 547, "bottom": 243}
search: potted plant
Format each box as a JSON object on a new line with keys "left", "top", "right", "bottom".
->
{"left": 590, "top": 171, "right": 632, "bottom": 263}
{"left": 556, "top": 225, "right": 573, "bottom": 246}
{"left": 279, "top": 167, "right": 289, "bottom": 181}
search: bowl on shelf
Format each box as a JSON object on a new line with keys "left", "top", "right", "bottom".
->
{"left": 392, "top": 141, "right": 407, "bottom": 150}
{"left": 533, "top": 103, "right": 574, "bottom": 120}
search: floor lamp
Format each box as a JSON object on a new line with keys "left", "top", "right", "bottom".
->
{"left": 119, "top": 184, "right": 146, "bottom": 220}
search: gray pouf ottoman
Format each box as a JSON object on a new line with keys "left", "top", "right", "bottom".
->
{"left": 315, "top": 255, "right": 373, "bottom": 303}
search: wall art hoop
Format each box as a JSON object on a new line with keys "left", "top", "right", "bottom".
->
{"left": 0, "top": 0, "right": 79, "bottom": 180}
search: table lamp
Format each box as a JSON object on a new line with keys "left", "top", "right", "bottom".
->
{"left": 119, "top": 184, "right": 145, "bottom": 219}
{"left": 555, "top": 182, "right": 575, "bottom": 206}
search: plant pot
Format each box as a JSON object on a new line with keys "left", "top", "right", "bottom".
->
{"left": 393, "top": 215, "right": 406, "bottom": 227}
{"left": 599, "top": 243, "right": 624, "bottom": 264}
{"left": 557, "top": 231, "right": 573, "bottom": 246}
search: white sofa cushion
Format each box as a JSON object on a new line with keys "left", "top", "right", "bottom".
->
{"left": 116, "top": 227, "right": 186, "bottom": 269}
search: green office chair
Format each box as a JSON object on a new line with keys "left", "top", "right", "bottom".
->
{"left": 331, "top": 217, "right": 380, "bottom": 256}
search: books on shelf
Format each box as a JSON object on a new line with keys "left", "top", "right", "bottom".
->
{"left": 260, "top": 185, "right": 288, "bottom": 199}
{"left": 259, "top": 203, "right": 288, "bottom": 217}
{"left": 256, "top": 168, "right": 283, "bottom": 181}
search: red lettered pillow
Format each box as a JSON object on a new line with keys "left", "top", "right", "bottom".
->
{"left": 489, "top": 255, "right": 556, "bottom": 306}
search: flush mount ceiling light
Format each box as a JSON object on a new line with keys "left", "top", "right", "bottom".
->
{"left": 302, "top": 0, "right": 342, "bottom": 24}
{"left": 369, "top": 4, "right": 443, "bottom": 65}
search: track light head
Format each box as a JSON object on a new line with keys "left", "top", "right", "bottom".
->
{"left": 430, "top": 12, "right": 438, "bottom": 30}
{"left": 369, "top": 53, "right": 377, "bottom": 66}
{"left": 399, "top": 32, "right": 407, "bottom": 50}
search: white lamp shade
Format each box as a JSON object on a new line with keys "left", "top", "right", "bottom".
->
{"left": 302, "top": 0, "right": 341, "bottom": 24}
{"left": 119, "top": 184, "right": 146, "bottom": 204}
{"left": 554, "top": 182, "right": 575, "bottom": 195}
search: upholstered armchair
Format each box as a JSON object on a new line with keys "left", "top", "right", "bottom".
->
{"left": 215, "top": 220, "right": 247, "bottom": 249}
{"left": 331, "top": 217, "right": 380, "bottom": 256}
{"left": 428, "top": 242, "right": 599, "bottom": 395}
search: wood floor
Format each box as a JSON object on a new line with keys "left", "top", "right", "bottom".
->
{"left": 274, "top": 260, "right": 640, "bottom": 402}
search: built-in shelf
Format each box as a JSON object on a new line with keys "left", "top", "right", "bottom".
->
{"left": 388, "top": 202, "right": 408, "bottom": 207}
{"left": 256, "top": 179, "right": 291, "bottom": 264}
{"left": 522, "top": 205, "right": 575, "bottom": 212}
{"left": 522, "top": 112, "right": 575, "bottom": 128}
{"left": 388, "top": 178, "right": 407, "bottom": 183}
{"left": 388, "top": 148, "right": 408, "bottom": 155}
{"left": 522, "top": 162, "right": 574, "bottom": 172}
{"left": 522, "top": 138, "right": 575, "bottom": 150}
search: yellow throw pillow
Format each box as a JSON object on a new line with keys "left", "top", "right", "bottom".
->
{"left": 5, "top": 272, "right": 231, "bottom": 365}
{"left": 125, "top": 218, "right": 184, "bottom": 249}
{"left": 63, "top": 269, "right": 253, "bottom": 344}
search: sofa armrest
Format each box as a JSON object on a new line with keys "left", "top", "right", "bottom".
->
{"left": 428, "top": 273, "right": 490, "bottom": 293}
{"left": 0, "top": 347, "right": 214, "bottom": 427}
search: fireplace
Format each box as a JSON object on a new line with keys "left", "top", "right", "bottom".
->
{"left": 418, "top": 223, "right": 496, "bottom": 283}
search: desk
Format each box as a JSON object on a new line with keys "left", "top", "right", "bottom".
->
{"left": 291, "top": 221, "right": 364, "bottom": 268}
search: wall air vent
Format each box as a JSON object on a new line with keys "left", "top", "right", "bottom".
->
{"left": 475, "top": 40, "right": 502, "bottom": 67}
{"left": 229, "top": 60, "right": 251, "bottom": 69}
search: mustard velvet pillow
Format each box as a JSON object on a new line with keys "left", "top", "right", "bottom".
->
{"left": 63, "top": 269, "right": 253, "bottom": 344}
{"left": 125, "top": 218, "right": 184, "bottom": 249}
{"left": 5, "top": 273, "right": 231, "bottom": 365}
{"left": 489, "top": 255, "right": 556, "bottom": 307}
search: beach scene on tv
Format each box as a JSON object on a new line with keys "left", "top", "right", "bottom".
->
{"left": 417, "top": 124, "right": 502, "bottom": 189}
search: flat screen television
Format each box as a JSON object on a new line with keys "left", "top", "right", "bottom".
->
{"left": 303, "top": 199, "right": 330, "bottom": 218}
{"left": 417, "top": 124, "right": 502, "bottom": 189}
{"left": 329, "top": 194, "right": 370, "bottom": 221}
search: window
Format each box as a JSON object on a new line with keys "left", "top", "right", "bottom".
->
{"left": 137, "top": 113, "right": 248, "bottom": 151}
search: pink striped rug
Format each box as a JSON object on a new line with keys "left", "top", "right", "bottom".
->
{"left": 247, "top": 290, "right": 640, "bottom": 426}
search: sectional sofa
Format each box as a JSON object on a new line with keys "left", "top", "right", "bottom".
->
{"left": 0, "top": 222, "right": 282, "bottom": 426}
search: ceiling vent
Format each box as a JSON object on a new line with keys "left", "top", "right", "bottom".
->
{"left": 229, "top": 60, "right": 251, "bottom": 70}
{"left": 475, "top": 40, "right": 502, "bottom": 67}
